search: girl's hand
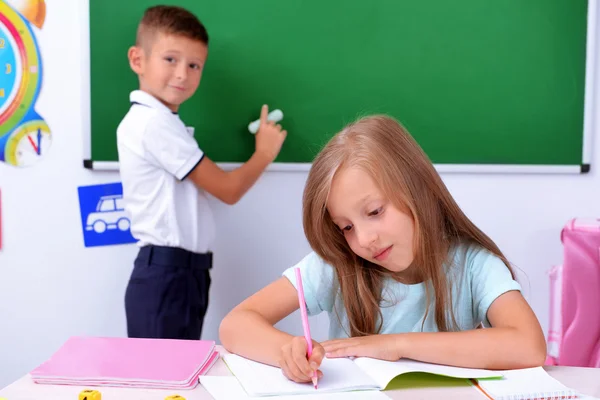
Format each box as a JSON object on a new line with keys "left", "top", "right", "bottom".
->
{"left": 322, "top": 334, "right": 403, "bottom": 361}
{"left": 278, "top": 336, "right": 325, "bottom": 383}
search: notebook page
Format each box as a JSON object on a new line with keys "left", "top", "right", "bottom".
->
{"left": 353, "top": 357, "right": 503, "bottom": 389}
{"left": 200, "top": 376, "right": 389, "bottom": 400}
{"left": 223, "top": 354, "right": 379, "bottom": 396}
{"left": 475, "top": 367, "right": 578, "bottom": 399}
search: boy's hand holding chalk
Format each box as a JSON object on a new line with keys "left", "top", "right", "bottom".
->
{"left": 252, "top": 105, "right": 287, "bottom": 163}
{"left": 248, "top": 108, "right": 284, "bottom": 134}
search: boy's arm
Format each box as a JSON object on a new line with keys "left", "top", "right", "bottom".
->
{"left": 186, "top": 152, "right": 270, "bottom": 205}
{"left": 187, "top": 105, "right": 286, "bottom": 204}
{"left": 219, "top": 277, "right": 300, "bottom": 366}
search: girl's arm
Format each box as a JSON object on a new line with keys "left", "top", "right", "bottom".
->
{"left": 323, "top": 291, "right": 547, "bottom": 370}
{"left": 398, "top": 291, "right": 547, "bottom": 369}
{"left": 219, "top": 277, "right": 300, "bottom": 366}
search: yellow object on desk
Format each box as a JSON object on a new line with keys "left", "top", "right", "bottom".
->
{"left": 79, "top": 389, "right": 101, "bottom": 400}
{"left": 165, "top": 396, "right": 186, "bottom": 400}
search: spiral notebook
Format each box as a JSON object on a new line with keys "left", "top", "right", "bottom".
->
{"left": 472, "top": 367, "right": 579, "bottom": 400}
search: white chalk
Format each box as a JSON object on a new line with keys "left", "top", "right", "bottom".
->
{"left": 248, "top": 109, "right": 284, "bottom": 134}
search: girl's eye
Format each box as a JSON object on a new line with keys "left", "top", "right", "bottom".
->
{"left": 338, "top": 225, "right": 352, "bottom": 233}
{"left": 369, "top": 207, "right": 383, "bottom": 216}
{"left": 189, "top": 63, "right": 200, "bottom": 70}
{"left": 165, "top": 57, "right": 175, "bottom": 63}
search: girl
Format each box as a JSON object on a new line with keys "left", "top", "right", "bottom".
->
{"left": 219, "top": 115, "right": 546, "bottom": 384}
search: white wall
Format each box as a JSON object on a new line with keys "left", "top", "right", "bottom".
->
{"left": 1, "top": 0, "right": 599, "bottom": 389}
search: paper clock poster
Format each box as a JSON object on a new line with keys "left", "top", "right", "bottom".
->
{"left": 0, "top": 188, "right": 2, "bottom": 250}
{"left": 77, "top": 182, "right": 137, "bottom": 247}
{"left": 0, "top": 0, "right": 51, "bottom": 167}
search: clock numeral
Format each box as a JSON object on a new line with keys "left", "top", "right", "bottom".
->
{"left": 0, "top": 88, "right": 4, "bottom": 98}
{"left": 0, "top": 39, "right": 4, "bottom": 49}
{"left": 5, "top": 63, "right": 10, "bottom": 74}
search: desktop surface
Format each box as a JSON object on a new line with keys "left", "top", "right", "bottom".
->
{"left": 1, "top": 346, "right": 599, "bottom": 399}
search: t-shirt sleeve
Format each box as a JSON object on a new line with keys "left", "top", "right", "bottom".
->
{"left": 469, "top": 248, "right": 522, "bottom": 327}
{"left": 282, "top": 251, "right": 338, "bottom": 316}
{"left": 142, "top": 114, "right": 204, "bottom": 180}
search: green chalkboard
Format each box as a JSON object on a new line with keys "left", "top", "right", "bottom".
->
{"left": 87, "top": 1, "right": 591, "bottom": 172}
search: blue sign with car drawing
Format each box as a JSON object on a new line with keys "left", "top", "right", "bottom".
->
{"left": 77, "top": 182, "right": 137, "bottom": 247}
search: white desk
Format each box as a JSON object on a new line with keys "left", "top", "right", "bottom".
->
{"left": 1, "top": 346, "right": 599, "bottom": 399}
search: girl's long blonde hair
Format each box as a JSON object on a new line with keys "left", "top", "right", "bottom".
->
{"left": 302, "top": 115, "right": 514, "bottom": 337}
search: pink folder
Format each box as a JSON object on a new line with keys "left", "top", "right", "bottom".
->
{"left": 30, "top": 336, "right": 219, "bottom": 389}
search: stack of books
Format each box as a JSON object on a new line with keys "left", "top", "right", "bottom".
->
{"left": 30, "top": 336, "right": 219, "bottom": 390}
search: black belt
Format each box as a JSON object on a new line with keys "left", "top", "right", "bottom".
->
{"left": 138, "top": 245, "right": 212, "bottom": 269}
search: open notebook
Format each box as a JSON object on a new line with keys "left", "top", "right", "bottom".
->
{"left": 223, "top": 354, "right": 503, "bottom": 396}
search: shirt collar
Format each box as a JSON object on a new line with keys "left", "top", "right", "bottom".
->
{"left": 129, "top": 90, "right": 177, "bottom": 114}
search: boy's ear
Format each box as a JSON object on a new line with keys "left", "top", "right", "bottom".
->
{"left": 128, "top": 46, "right": 143, "bottom": 74}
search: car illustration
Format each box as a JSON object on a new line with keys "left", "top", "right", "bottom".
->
{"left": 85, "top": 194, "right": 130, "bottom": 234}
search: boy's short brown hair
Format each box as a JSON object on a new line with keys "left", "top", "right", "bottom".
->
{"left": 136, "top": 5, "right": 209, "bottom": 48}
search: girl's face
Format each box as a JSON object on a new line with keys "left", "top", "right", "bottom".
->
{"left": 327, "top": 167, "right": 416, "bottom": 273}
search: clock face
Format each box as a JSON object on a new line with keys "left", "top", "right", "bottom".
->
{"left": 0, "top": 2, "right": 40, "bottom": 133}
{"left": 4, "top": 119, "right": 51, "bottom": 167}
{"left": 0, "top": 22, "right": 21, "bottom": 116}
{"left": 0, "top": 0, "right": 49, "bottom": 168}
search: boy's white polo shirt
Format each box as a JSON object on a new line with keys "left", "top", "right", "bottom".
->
{"left": 117, "top": 90, "right": 215, "bottom": 254}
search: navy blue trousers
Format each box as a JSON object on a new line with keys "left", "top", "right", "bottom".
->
{"left": 124, "top": 245, "right": 212, "bottom": 340}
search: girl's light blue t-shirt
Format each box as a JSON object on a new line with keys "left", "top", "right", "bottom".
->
{"left": 282, "top": 244, "right": 521, "bottom": 339}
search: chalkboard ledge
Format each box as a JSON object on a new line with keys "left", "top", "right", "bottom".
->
{"left": 82, "top": 160, "right": 590, "bottom": 174}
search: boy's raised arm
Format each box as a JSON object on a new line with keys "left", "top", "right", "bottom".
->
{"left": 187, "top": 105, "right": 286, "bottom": 204}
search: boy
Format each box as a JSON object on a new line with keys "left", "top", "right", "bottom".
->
{"left": 117, "top": 5, "right": 287, "bottom": 340}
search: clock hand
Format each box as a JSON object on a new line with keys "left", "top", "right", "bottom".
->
{"left": 27, "top": 134, "right": 39, "bottom": 154}
{"left": 37, "top": 128, "right": 41, "bottom": 155}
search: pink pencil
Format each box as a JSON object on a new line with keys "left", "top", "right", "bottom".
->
{"left": 295, "top": 267, "right": 318, "bottom": 389}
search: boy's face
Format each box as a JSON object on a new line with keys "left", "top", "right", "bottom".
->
{"left": 129, "top": 32, "right": 208, "bottom": 112}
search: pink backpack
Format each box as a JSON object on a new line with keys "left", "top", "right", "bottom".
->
{"left": 546, "top": 218, "right": 600, "bottom": 367}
